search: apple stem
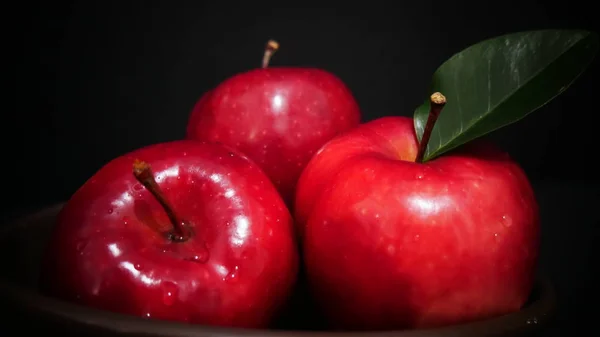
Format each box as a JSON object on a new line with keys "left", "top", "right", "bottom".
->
{"left": 415, "top": 92, "right": 447, "bottom": 163}
{"left": 132, "top": 159, "right": 191, "bottom": 242}
{"left": 262, "top": 39, "right": 279, "bottom": 68}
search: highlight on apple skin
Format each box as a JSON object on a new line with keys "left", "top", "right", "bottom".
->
{"left": 39, "top": 140, "right": 300, "bottom": 329}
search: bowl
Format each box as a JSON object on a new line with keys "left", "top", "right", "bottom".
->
{"left": 0, "top": 203, "right": 556, "bottom": 336}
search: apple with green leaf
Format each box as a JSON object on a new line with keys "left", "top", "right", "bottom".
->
{"left": 295, "top": 29, "right": 598, "bottom": 330}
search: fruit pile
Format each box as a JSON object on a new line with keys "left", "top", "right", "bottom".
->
{"left": 40, "top": 30, "right": 598, "bottom": 331}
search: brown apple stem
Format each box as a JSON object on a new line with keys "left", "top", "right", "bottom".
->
{"left": 132, "top": 159, "right": 191, "bottom": 242}
{"left": 415, "top": 92, "right": 447, "bottom": 163}
{"left": 262, "top": 39, "right": 279, "bottom": 68}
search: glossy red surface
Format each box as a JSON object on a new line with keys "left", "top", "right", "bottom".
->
{"left": 296, "top": 116, "right": 540, "bottom": 330}
{"left": 186, "top": 67, "right": 361, "bottom": 208}
{"left": 41, "top": 140, "right": 299, "bottom": 328}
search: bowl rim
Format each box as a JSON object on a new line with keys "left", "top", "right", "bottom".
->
{"left": 0, "top": 203, "right": 557, "bottom": 337}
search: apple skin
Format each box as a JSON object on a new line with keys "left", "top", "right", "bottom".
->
{"left": 40, "top": 140, "right": 299, "bottom": 329}
{"left": 186, "top": 67, "right": 361, "bottom": 208}
{"left": 295, "top": 116, "right": 540, "bottom": 330}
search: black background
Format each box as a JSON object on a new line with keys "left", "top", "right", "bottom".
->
{"left": 5, "top": 0, "right": 600, "bottom": 335}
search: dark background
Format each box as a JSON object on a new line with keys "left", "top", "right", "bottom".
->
{"left": 5, "top": 0, "right": 599, "bottom": 335}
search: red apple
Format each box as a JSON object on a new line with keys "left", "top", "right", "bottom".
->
{"left": 40, "top": 140, "right": 299, "bottom": 329}
{"left": 186, "top": 40, "right": 361, "bottom": 208}
{"left": 295, "top": 93, "right": 540, "bottom": 330}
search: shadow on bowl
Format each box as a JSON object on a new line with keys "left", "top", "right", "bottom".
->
{"left": 0, "top": 203, "right": 556, "bottom": 337}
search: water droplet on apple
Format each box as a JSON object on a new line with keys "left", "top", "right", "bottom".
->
{"left": 494, "top": 233, "right": 499, "bottom": 241}
{"left": 229, "top": 152, "right": 235, "bottom": 157}
{"left": 133, "top": 183, "right": 144, "bottom": 192}
{"left": 123, "top": 216, "right": 130, "bottom": 226}
{"left": 162, "top": 281, "right": 178, "bottom": 306}
{"left": 501, "top": 215, "right": 513, "bottom": 227}
{"left": 76, "top": 239, "right": 88, "bottom": 253}
{"left": 145, "top": 312, "right": 151, "bottom": 318}
{"left": 413, "top": 234, "right": 420, "bottom": 242}
{"left": 183, "top": 242, "right": 210, "bottom": 263}
{"left": 223, "top": 266, "right": 239, "bottom": 282}
{"left": 183, "top": 152, "right": 187, "bottom": 156}
{"left": 241, "top": 251, "right": 251, "bottom": 260}
{"left": 177, "top": 176, "right": 181, "bottom": 180}
{"left": 134, "top": 263, "right": 143, "bottom": 271}
{"left": 417, "top": 174, "right": 424, "bottom": 179}
{"left": 186, "top": 252, "right": 209, "bottom": 263}
{"left": 107, "top": 208, "right": 113, "bottom": 214}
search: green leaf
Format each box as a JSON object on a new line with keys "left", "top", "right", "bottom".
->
{"left": 413, "top": 29, "right": 599, "bottom": 162}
